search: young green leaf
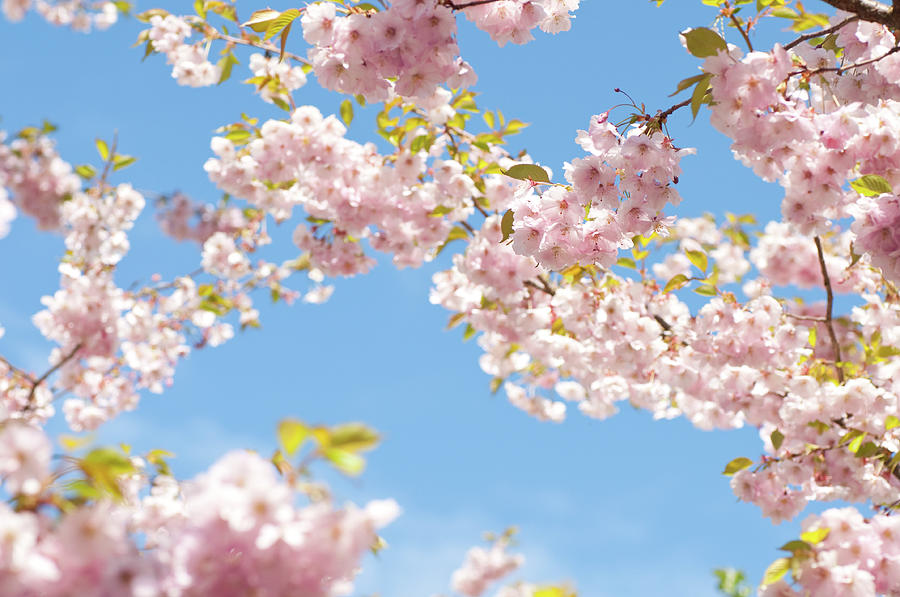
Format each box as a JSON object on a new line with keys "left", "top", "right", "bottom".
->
{"left": 723, "top": 456, "right": 753, "bottom": 475}
{"left": 503, "top": 164, "right": 550, "bottom": 184}
{"left": 682, "top": 28, "right": 728, "bottom": 57}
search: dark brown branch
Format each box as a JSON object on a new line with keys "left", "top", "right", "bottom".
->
{"left": 814, "top": 237, "right": 844, "bottom": 383}
{"left": 524, "top": 280, "right": 552, "bottom": 296}
{"left": 442, "top": 0, "right": 503, "bottom": 9}
{"left": 795, "top": 44, "right": 900, "bottom": 76}
{"left": 656, "top": 97, "right": 693, "bottom": 123}
{"left": 818, "top": 0, "right": 898, "bottom": 27}
{"left": 784, "top": 16, "right": 859, "bottom": 50}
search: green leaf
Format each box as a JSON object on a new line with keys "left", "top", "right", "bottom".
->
{"left": 501, "top": 209, "right": 515, "bottom": 243}
{"left": 855, "top": 441, "right": 880, "bottom": 458}
{"left": 847, "top": 431, "right": 866, "bottom": 453}
{"left": 504, "top": 164, "right": 550, "bottom": 184}
{"left": 670, "top": 73, "right": 709, "bottom": 97}
{"left": 277, "top": 418, "right": 310, "bottom": 457}
{"left": 225, "top": 128, "right": 252, "bottom": 144}
{"left": 323, "top": 447, "right": 365, "bottom": 476}
{"left": 663, "top": 273, "right": 689, "bottom": 293}
{"left": 75, "top": 164, "right": 96, "bottom": 179}
{"left": 686, "top": 249, "right": 708, "bottom": 272}
{"left": 762, "top": 558, "right": 791, "bottom": 585}
{"left": 693, "top": 284, "right": 718, "bottom": 296}
{"left": 430, "top": 205, "right": 453, "bottom": 217}
{"left": 463, "top": 323, "right": 476, "bottom": 341}
{"left": 771, "top": 6, "right": 798, "bottom": 18}
{"left": 410, "top": 134, "right": 434, "bottom": 153}
{"left": 80, "top": 447, "right": 135, "bottom": 499}
{"left": 808, "top": 420, "right": 830, "bottom": 434}
{"left": 616, "top": 257, "right": 637, "bottom": 269}
{"left": 447, "top": 313, "right": 466, "bottom": 329}
{"left": 112, "top": 154, "right": 137, "bottom": 171}
{"left": 886, "top": 415, "right": 900, "bottom": 430}
{"left": 328, "top": 423, "right": 380, "bottom": 453}
{"left": 95, "top": 138, "right": 110, "bottom": 161}
{"left": 59, "top": 434, "right": 93, "bottom": 451}
{"left": 483, "top": 111, "right": 495, "bottom": 129}
{"left": 242, "top": 8, "right": 280, "bottom": 32}
{"left": 682, "top": 27, "right": 728, "bottom": 57}
{"left": 691, "top": 74, "right": 712, "bottom": 121}
{"left": 778, "top": 539, "right": 812, "bottom": 553}
{"left": 264, "top": 8, "right": 300, "bottom": 40}
{"left": 340, "top": 99, "right": 354, "bottom": 126}
{"left": 850, "top": 174, "right": 893, "bottom": 197}
{"left": 771, "top": 429, "right": 784, "bottom": 451}
{"left": 723, "top": 457, "right": 753, "bottom": 475}
{"left": 800, "top": 527, "right": 830, "bottom": 544}
{"left": 217, "top": 51, "right": 239, "bottom": 84}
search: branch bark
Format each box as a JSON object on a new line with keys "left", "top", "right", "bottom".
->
{"left": 818, "top": 0, "right": 898, "bottom": 27}
{"left": 814, "top": 237, "right": 844, "bottom": 384}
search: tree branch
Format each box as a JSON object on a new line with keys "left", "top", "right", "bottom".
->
{"left": 795, "top": 44, "right": 900, "bottom": 77}
{"left": 728, "top": 10, "right": 754, "bottom": 52}
{"left": 814, "top": 237, "right": 844, "bottom": 384}
{"left": 24, "top": 343, "right": 83, "bottom": 408}
{"left": 817, "top": 0, "right": 897, "bottom": 27}
{"left": 441, "top": 0, "right": 503, "bottom": 9}
{"left": 0, "top": 354, "right": 35, "bottom": 384}
{"left": 784, "top": 16, "right": 859, "bottom": 50}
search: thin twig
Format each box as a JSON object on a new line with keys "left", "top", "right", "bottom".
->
{"left": 537, "top": 274, "right": 556, "bottom": 296}
{"left": 0, "top": 355, "right": 35, "bottom": 383}
{"left": 524, "top": 279, "right": 554, "bottom": 296}
{"left": 97, "top": 133, "right": 118, "bottom": 194}
{"left": 25, "top": 343, "right": 83, "bottom": 407}
{"left": 727, "top": 9, "right": 754, "bottom": 52}
{"left": 209, "top": 31, "right": 310, "bottom": 66}
{"left": 784, "top": 312, "right": 828, "bottom": 323}
{"left": 656, "top": 97, "right": 693, "bottom": 122}
{"left": 814, "top": 236, "right": 844, "bottom": 383}
{"left": 784, "top": 16, "right": 859, "bottom": 50}
{"left": 794, "top": 44, "right": 900, "bottom": 77}
{"left": 442, "top": 0, "right": 503, "bottom": 9}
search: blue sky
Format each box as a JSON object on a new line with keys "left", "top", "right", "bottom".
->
{"left": 0, "top": 2, "right": 834, "bottom": 595}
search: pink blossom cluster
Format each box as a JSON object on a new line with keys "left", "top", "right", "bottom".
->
{"left": 156, "top": 192, "right": 248, "bottom": 244}
{"left": 248, "top": 53, "right": 308, "bottom": 106}
{"left": 749, "top": 222, "right": 879, "bottom": 292}
{"left": 146, "top": 14, "right": 220, "bottom": 87}
{"left": 460, "top": 0, "right": 580, "bottom": 46}
{"left": 760, "top": 508, "right": 900, "bottom": 596}
{"left": 703, "top": 19, "right": 900, "bottom": 281}
{"left": 0, "top": 426, "right": 398, "bottom": 597}
{"left": 0, "top": 130, "right": 81, "bottom": 230}
{"left": 301, "top": 0, "right": 475, "bottom": 102}
{"left": 205, "top": 106, "right": 475, "bottom": 270}
{"left": 0, "top": 184, "right": 14, "bottom": 238}
{"left": 1, "top": 0, "right": 118, "bottom": 31}
{"left": 651, "top": 217, "right": 750, "bottom": 285}
{"left": 451, "top": 539, "right": 524, "bottom": 596}
{"left": 508, "top": 113, "right": 692, "bottom": 271}
{"left": 433, "top": 204, "right": 900, "bottom": 518}
{"left": 850, "top": 193, "right": 900, "bottom": 285}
